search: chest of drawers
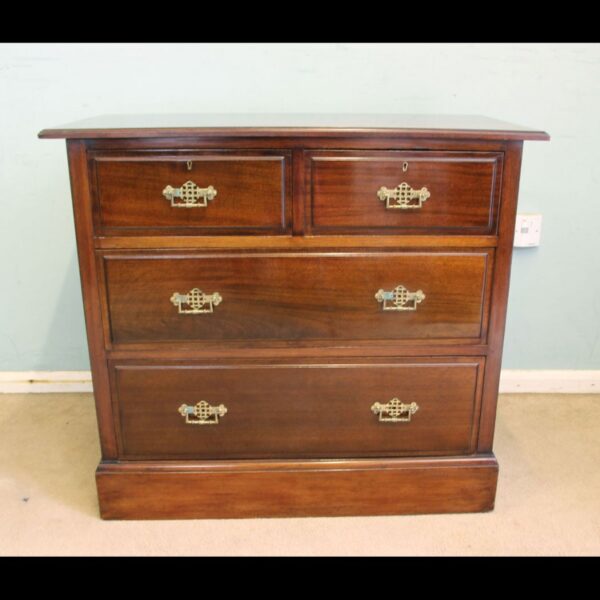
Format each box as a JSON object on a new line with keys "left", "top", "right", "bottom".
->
{"left": 40, "top": 115, "right": 549, "bottom": 519}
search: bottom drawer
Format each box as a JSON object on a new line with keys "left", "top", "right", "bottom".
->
{"left": 111, "top": 358, "right": 484, "bottom": 459}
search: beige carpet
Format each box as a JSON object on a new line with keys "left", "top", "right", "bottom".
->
{"left": 0, "top": 392, "right": 598, "bottom": 556}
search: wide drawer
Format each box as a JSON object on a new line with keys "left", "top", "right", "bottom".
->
{"left": 91, "top": 151, "right": 291, "bottom": 235}
{"left": 111, "top": 358, "right": 484, "bottom": 459}
{"left": 101, "top": 250, "right": 492, "bottom": 347}
{"left": 308, "top": 151, "right": 502, "bottom": 234}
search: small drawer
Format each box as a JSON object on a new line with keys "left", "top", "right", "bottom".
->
{"left": 111, "top": 358, "right": 484, "bottom": 459}
{"left": 101, "top": 250, "right": 492, "bottom": 347}
{"left": 307, "top": 151, "right": 502, "bottom": 234}
{"left": 91, "top": 151, "right": 291, "bottom": 235}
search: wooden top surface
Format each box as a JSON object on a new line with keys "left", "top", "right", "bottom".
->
{"left": 38, "top": 114, "right": 550, "bottom": 141}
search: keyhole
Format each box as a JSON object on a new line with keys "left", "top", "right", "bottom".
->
{"left": 187, "top": 160, "right": 193, "bottom": 171}
{"left": 403, "top": 161, "right": 408, "bottom": 172}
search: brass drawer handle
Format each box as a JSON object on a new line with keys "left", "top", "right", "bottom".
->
{"left": 170, "top": 288, "right": 222, "bottom": 314}
{"left": 377, "top": 182, "right": 430, "bottom": 209}
{"left": 162, "top": 180, "right": 217, "bottom": 208}
{"left": 371, "top": 399, "right": 419, "bottom": 423}
{"left": 178, "top": 401, "right": 227, "bottom": 425}
{"left": 375, "top": 285, "right": 425, "bottom": 311}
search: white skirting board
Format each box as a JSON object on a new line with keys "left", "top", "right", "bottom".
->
{"left": 0, "top": 370, "right": 599, "bottom": 394}
{"left": 0, "top": 371, "right": 93, "bottom": 393}
{"left": 499, "top": 370, "right": 600, "bottom": 393}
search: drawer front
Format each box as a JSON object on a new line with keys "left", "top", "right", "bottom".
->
{"left": 308, "top": 151, "right": 502, "bottom": 234}
{"left": 102, "top": 251, "right": 492, "bottom": 346}
{"left": 92, "top": 151, "right": 291, "bottom": 235}
{"left": 112, "top": 359, "right": 483, "bottom": 459}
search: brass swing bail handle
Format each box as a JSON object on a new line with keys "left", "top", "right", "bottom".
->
{"left": 375, "top": 285, "right": 425, "bottom": 312}
{"left": 377, "top": 182, "right": 430, "bottom": 209}
{"left": 371, "top": 399, "right": 419, "bottom": 423}
{"left": 178, "top": 401, "right": 228, "bottom": 425}
{"left": 163, "top": 180, "right": 217, "bottom": 208}
{"left": 170, "top": 288, "right": 222, "bottom": 314}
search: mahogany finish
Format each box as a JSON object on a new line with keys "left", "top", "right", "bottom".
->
{"left": 102, "top": 251, "right": 491, "bottom": 346}
{"left": 96, "top": 456, "right": 499, "bottom": 519}
{"left": 38, "top": 113, "right": 550, "bottom": 141}
{"left": 40, "top": 115, "right": 548, "bottom": 520}
{"left": 308, "top": 151, "right": 502, "bottom": 234}
{"left": 96, "top": 234, "right": 499, "bottom": 250}
{"left": 86, "top": 136, "right": 514, "bottom": 153}
{"left": 478, "top": 141, "right": 525, "bottom": 452}
{"left": 92, "top": 151, "right": 291, "bottom": 235}
{"left": 66, "top": 141, "right": 118, "bottom": 457}
{"left": 111, "top": 358, "right": 483, "bottom": 459}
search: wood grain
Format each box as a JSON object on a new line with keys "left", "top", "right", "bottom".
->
{"left": 40, "top": 118, "right": 548, "bottom": 519}
{"left": 292, "top": 148, "right": 305, "bottom": 235}
{"left": 111, "top": 358, "right": 483, "bottom": 459}
{"left": 84, "top": 136, "right": 515, "bottom": 153}
{"left": 102, "top": 251, "right": 492, "bottom": 346}
{"left": 308, "top": 151, "right": 502, "bottom": 234}
{"left": 478, "top": 141, "right": 524, "bottom": 451}
{"left": 38, "top": 113, "right": 550, "bottom": 141}
{"left": 95, "top": 234, "right": 499, "bottom": 250}
{"left": 66, "top": 141, "right": 118, "bottom": 458}
{"left": 106, "top": 343, "right": 491, "bottom": 360}
{"left": 92, "top": 151, "right": 290, "bottom": 235}
{"left": 96, "top": 455, "right": 499, "bottom": 519}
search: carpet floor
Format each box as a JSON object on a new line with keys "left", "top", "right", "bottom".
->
{"left": 0, "top": 392, "right": 598, "bottom": 556}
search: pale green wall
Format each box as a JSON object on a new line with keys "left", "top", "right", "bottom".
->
{"left": 1, "top": 43, "right": 599, "bottom": 370}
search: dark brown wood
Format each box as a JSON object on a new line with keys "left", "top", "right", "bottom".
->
{"left": 84, "top": 136, "right": 517, "bottom": 153}
{"left": 91, "top": 151, "right": 291, "bottom": 235}
{"left": 42, "top": 117, "right": 547, "bottom": 519}
{"left": 110, "top": 358, "right": 483, "bottom": 459}
{"left": 96, "top": 455, "right": 499, "bottom": 519}
{"left": 101, "top": 251, "right": 492, "bottom": 347}
{"left": 478, "top": 141, "right": 524, "bottom": 452}
{"left": 308, "top": 151, "right": 502, "bottom": 234}
{"left": 292, "top": 149, "right": 305, "bottom": 235}
{"left": 106, "top": 343, "right": 490, "bottom": 360}
{"left": 38, "top": 113, "right": 549, "bottom": 141}
{"left": 96, "top": 234, "right": 499, "bottom": 250}
{"left": 66, "top": 141, "right": 118, "bottom": 459}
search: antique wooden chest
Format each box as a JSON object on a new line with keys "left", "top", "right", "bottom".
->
{"left": 39, "top": 115, "right": 549, "bottom": 519}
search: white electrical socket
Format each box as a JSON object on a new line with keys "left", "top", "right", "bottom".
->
{"left": 514, "top": 213, "right": 542, "bottom": 247}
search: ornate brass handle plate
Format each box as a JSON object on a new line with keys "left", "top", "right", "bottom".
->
{"left": 162, "top": 180, "right": 217, "bottom": 208}
{"left": 375, "top": 285, "right": 425, "bottom": 311}
{"left": 377, "top": 182, "right": 430, "bottom": 209}
{"left": 170, "top": 288, "right": 222, "bottom": 314}
{"left": 371, "top": 399, "right": 419, "bottom": 423}
{"left": 178, "top": 401, "right": 228, "bottom": 425}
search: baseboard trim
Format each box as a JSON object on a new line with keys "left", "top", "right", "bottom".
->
{"left": 0, "top": 370, "right": 599, "bottom": 394}
{"left": 499, "top": 370, "right": 600, "bottom": 394}
{"left": 0, "top": 371, "right": 93, "bottom": 393}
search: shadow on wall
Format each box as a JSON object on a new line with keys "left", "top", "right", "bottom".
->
{"left": 36, "top": 251, "right": 90, "bottom": 371}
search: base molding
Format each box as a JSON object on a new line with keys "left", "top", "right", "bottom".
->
{"left": 3, "top": 370, "right": 600, "bottom": 394}
{"left": 0, "top": 371, "right": 93, "bottom": 393}
{"left": 499, "top": 370, "right": 600, "bottom": 393}
{"left": 96, "top": 455, "right": 499, "bottom": 520}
